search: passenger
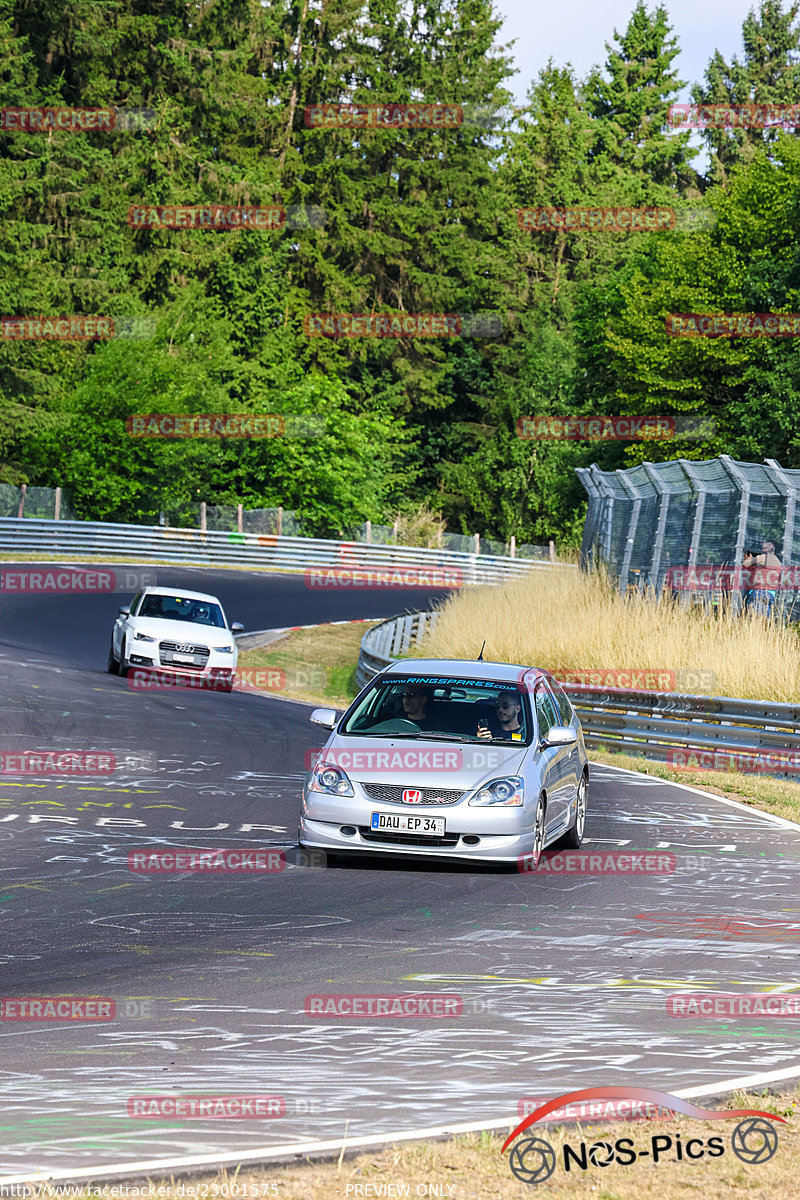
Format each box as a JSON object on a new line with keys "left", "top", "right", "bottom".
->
{"left": 477, "top": 690, "right": 524, "bottom": 741}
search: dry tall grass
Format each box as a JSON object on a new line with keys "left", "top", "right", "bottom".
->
{"left": 416, "top": 566, "right": 800, "bottom": 701}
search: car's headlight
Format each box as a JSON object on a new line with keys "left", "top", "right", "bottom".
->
{"left": 213, "top": 645, "right": 234, "bottom": 653}
{"left": 468, "top": 776, "right": 524, "bottom": 806}
{"left": 309, "top": 762, "right": 354, "bottom": 797}
{"left": 133, "top": 631, "right": 155, "bottom": 643}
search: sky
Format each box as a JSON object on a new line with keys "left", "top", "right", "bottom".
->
{"left": 493, "top": 0, "right": 761, "bottom": 104}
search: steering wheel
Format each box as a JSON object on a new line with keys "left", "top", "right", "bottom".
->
{"left": 367, "top": 718, "right": 421, "bottom": 734}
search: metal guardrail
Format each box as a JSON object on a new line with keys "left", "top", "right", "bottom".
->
{"left": 0, "top": 517, "right": 565, "bottom": 586}
{"left": 356, "top": 612, "right": 441, "bottom": 690}
{"left": 355, "top": 612, "right": 800, "bottom": 780}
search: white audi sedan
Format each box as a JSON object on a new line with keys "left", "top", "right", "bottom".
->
{"left": 299, "top": 658, "right": 589, "bottom": 867}
{"left": 107, "top": 587, "right": 243, "bottom": 691}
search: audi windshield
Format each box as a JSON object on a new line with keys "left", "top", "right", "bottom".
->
{"left": 134, "top": 595, "right": 226, "bottom": 627}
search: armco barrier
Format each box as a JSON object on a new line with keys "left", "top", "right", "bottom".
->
{"left": 0, "top": 517, "right": 566, "bottom": 586}
{"left": 355, "top": 613, "right": 800, "bottom": 779}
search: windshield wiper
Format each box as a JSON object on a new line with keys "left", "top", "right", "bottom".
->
{"left": 420, "top": 732, "right": 473, "bottom": 742}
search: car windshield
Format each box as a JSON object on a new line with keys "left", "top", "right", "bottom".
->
{"left": 135, "top": 594, "right": 226, "bottom": 628}
{"left": 341, "top": 674, "right": 531, "bottom": 744}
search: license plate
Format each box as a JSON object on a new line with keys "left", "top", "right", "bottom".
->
{"left": 171, "top": 653, "right": 195, "bottom": 663}
{"left": 370, "top": 812, "right": 445, "bottom": 836}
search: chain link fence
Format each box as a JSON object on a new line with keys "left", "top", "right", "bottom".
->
{"left": 1, "top": 487, "right": 551, "bottom": 558}
{"left": 577, "top": 454, "right": 800, "bottom": 615}
{"left": 0, "top": 484, "right": 74, "bottom": 520}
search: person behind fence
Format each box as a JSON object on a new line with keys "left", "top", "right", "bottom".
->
{"left": 742, "top": 540, "right": 781, "bottom": 616}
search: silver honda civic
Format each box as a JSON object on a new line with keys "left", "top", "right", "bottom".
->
{"left": 298, "top": 658, "right": 589, "bottom": 867}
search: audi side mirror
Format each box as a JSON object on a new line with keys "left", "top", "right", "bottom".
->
{"left": 118, "top": 605, "right": 131, "bottom": 616}
{"left": 231, "top": 622, "right": 244, "bottom": 633}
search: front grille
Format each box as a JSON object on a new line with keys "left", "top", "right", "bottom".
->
{"left": 361, "top": 783, "right": 464, "bottom": 806}
{"left": 159, "top": 640, "right": 210, "bottom": 670}
{"left": 358, "top": 826, "right": 461, "bottom": 848}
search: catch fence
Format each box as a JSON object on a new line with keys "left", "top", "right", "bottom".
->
{"left": 577, "top": 454, "right": 800, "bottom": 613}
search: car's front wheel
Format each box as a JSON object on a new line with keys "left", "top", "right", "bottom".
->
{"left": 117, "top": 638, "right": 130, "bottom": 678}
{"left": 526, "top": 793, "right": 547, "bottom": 871}
{"left": 107, "top": 638, "right": 119, "bottom": 675}
{"left": 561, "top": 772, "right": 588, "bottom": 850}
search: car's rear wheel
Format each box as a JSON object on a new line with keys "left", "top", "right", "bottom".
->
{"left": 561, "top": 772, "right": 587, "bottom": 850}
{"left": 106, "top": 638, "right": 119, "bottom": 675}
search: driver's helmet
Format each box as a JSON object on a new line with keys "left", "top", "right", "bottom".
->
{"left": 194, "top": 605, "right": 210, "bottom": 623}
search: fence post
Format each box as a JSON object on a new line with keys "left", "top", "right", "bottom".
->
{"left": 365, "top": 519, "right": 371, "bottom": 543}
{"left": 237, "top": 503, "right": 243, "bottom": 534}
{"left": 200, "top": 501, "right": 207, "bottom": 532}
{"left": 54, "top": 487, "right": 61, "bottom": 521}
{"left": 17, "top": 484, "right": 26, "bottom": 518}
{"left": 549, "top": 539, "right": 555, "bottom": 561}
{"left": 679, "top": 461, "right": 705, "bottom": 609}
{"left": 720, "top": 455, "right": 751, "bottom": 615}
{"left": 392, "top": 520, "right": 399, "bottom": 541}
{"left": 277, "top": 506, "right": 283, "bottom": 536}
{"left": 473, "top": 533, "right": 480, "bottom": 555}
{"left": 509, "top": 535, "right": 516, "bottom": 558}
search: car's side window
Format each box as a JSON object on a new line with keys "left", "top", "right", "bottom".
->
{"left": 129, "top": 592, "right": 143, "bottom": 616}
{"left": 534, "top": 684, "right": 559, "bottom": 742}
{"left": 547, "top": 679, "right": 573, "bottom": 726}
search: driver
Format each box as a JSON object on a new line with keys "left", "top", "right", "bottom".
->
{"left": 477, "top": 690, "right": 524, "bottom": 741}
{"left": 401, "top": 685, "right": 439, "bottom": 731}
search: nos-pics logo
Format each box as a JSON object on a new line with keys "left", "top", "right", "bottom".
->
{"left": 502, "top": 1087, "right": 784, "bottom": 1185}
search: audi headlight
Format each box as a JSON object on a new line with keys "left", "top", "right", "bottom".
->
{"left": 309, "top": 762, "right": 354, "bottom": 797}
{"left": 468, "top": 776, "right": 524, "bottom": 806}
{"left": 133, "top": 631, "right": 155, "bottom": 643}
{"left": 214, "top": 645, "right": 234, "bottom": 653}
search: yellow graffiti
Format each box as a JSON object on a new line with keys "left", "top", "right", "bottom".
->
{"left": 403, "top": 973, "right": 800, "bottom": 992}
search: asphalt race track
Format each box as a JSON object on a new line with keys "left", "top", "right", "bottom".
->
{"left": 2, "top": 564, "right": 800, "bottom": 1176}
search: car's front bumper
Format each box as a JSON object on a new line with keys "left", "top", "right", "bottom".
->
{"left": 299, "top": 781, "right": 535, "bottom": 862}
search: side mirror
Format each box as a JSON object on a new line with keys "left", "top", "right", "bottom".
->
{"left": 118, "top": 605, "right": 131, "bottom": 616}
{"left": 231, "top": 621, "right": 244, "bottom": 633}
{"left": 542, "top": 725, "right": 578, "bottom": 748}
{"left": 310, "top": 708, "right": 337, "bottom": 730}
